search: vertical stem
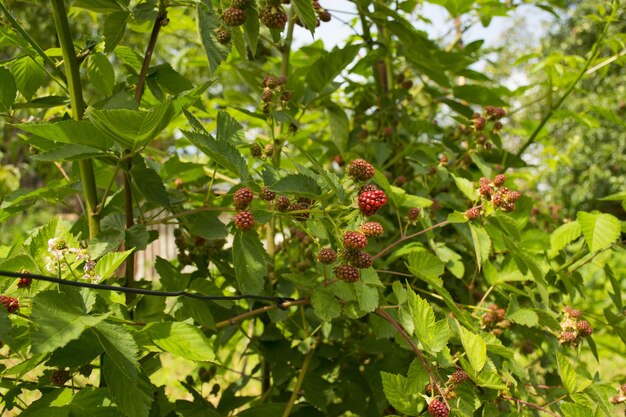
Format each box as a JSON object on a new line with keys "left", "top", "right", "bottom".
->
{"left": 49, "top": 0, "right": 100, "bottom": 238}
{"left": 280, "top": 346, "right": 315, "bottom": 417}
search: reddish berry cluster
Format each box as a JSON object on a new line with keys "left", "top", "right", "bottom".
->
{"left": 361, "top": 222, "right": 383, "bottom": 237}
{"left": 358, "top": 190, "right": 387, "bottom": 216}
{"left": 0, "top": 295, "right": 18, "bottom": 313}
{"left": 481, "top": 304, "right": 510, "bottom": 336}
{"left": 485, "top": 106, "right": 506, "bottom": 120}
{"left": 17, "top": 270, "right": 31, "bottom": 289}
{"left": 233, "top": 187, "right": 254, "bottom": 210}
{"left": 407, "top": 207, "right": 421, "bottom": 222}
{"left": 334, "top": 264, "right": 360, "bottom": 283}
{"left": 260, "top": 187, "right": 276, "bottom": 201}
{"left": 475, "top": 174, "right": 521, "bottom": 213}
{"left": 275, "top": 195, "right": 290, "bottom": 211}
{"left": 349, "top": 251, "right": 373, "bottom": 269}
{"left": 260, "top": 74, "right": 289, "bottom": 107}
{"left": 343, "top": 231, "right": 368, "bottom": 250}
{"left": 222, "top": 7, "right": 247, "bottom": 26}
{"left": 347, "top": 159, "right": 375, "bottom": 181}
{"left": 450, "top": 370, "right": 469, "bottom": 385}
{"left": 317, "top": 248, "right": 337, "bottom": 264}
{"left": 215, "top": 27, "right": 231, "bottom": 45}
{"left": 260, "top": 4, "right": 288, "bottom": 29}
{"left": 234, "top": 210, "right": 255, "bottom": 231}
{"left": 559, "top": 306, "right": 593, "bottom": 346}
{"left": 465, "top": 207, "right": 481, "bottom": 221}
{"left": 51, "top": 369, "right": 70, "bottom": 386}
{"left": 428, "top": 399, "right": 449, "bottom": 417}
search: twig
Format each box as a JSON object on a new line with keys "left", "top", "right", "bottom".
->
{"left": 281, "top": 345, "right": 316, "bottom": 417}
{"left": 373, "top": 220, "right": 450, "bottom": 260}
{"left": 501, "top": 394, "right": 559, "bottom": 417}
{"left": 215, "top": 299, "right": 310, "bottom": 329}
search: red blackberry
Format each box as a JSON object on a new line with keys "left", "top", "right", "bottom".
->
{"left": 559, "top": 331, "right": 577, "bottom": 344}
{"left": 361, "top": 222, "right": 383, "bottom": 237}
{"left": 473, "top": 116, "right": 486, "bottom": 131}
{"left": 262, "top": 87, "right": 274, "bottom": 103}
{"left": 260, "top": 5, "right": 288, "bottom": 30}
{"left": 0, "top": 296, "right": 18, "bottom": 313}
{"left": 343, "top": 231, "right": 368, "bottom": 250}
{"left": 450, "top": 370, "right": 468, "bottom": 385}
{"left": 250, "top": 143, "right": 262, "bottom": 157}
{"left": 358, "top": 189, "right": 387, "bottom": 216}
{"left": 340, "top": 249, "right": 359, "bottom": 262}
{"left": 407, "top": 207, "right": 421, "bottom": 222}
{"left": 317, "top": 248, "right": 337, "bottom": 264}
{"left": 493, "top": 174, "right": 506, "bottom": 186}
{"left": 428, "top": 399, "right": 449, "bottom": 417}
{"left": 507, "top": 190, "right": 521, "bottom": 202}
{"left": 275, "top": 195, "right": 290, "bottom": 211}
{"left": 479, "top": 177, "right": 490, "bottom": 187}
{"left": 502, "top": 202, "right": 516, "bottom": 212}
{"left": 347, "top": 159, "right": 375, "bottom": 181}
{"left": 464, "top": 207, "right": 481, "bottom": 220}
{"left": 215, "top": 27, "right": 231, "bottom": 45}
{"left": 17, "top": 277, "right": 32, "bottom": 289}
{"left": 222, "top": 7, "right": 247, "bottom": 26}
{"left": 334, "top": 264, "right": 360, "bottom": 283}
{"left": 493, "top": 121, "right": 503, "bottom": 131}
{"left": 234, "top": 210, "right": 255, "bottom": 230}
{"left": 231, "top": 0, "right": 252, "bottom": 8}
{"left": 263, "top": 75, "right": 279, "bottom": 88}
{"left": 233, "top": 187, "right": 254, "bottom": 210}
{"left": 51, "top": 369, "right": 70, "bottom": 386}
{"left": 564, "top": 306, "right": 581, "bottom": 318}
{"left": 350, "top": 251, "right": 373, "bottom": 269}
{"left": 260, "top": 187, "right": 276, "bottom": 201}
{"left": 576, "top": 320, "right": 593, "bottom": 337}
{"left": 318, "top": 9, "right": 331, "bottom": 22}
{"left": 491, "top": 192, "right": 504, "bottom": 206}
{"left": 358, "top": 184, "right": 378, "bottom": 195}
{"left": 394, "top": 176, "right": 406, "bottom": 186}
{"left": 288, "top": 203, "right": 310, "bottom": 221}
{"left": 485, "top": 106, "right": 506, "bottom": 120}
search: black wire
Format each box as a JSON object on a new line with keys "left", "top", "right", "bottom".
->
{"left": 0, "top": 270, "right": 294, "bottom": 307}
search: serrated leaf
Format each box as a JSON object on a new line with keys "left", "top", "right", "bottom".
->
{"left": 31, "top": 289, "right": 108, "bottom": 354}
{"left": 216, "top": 110, "right": 243, "bottom": 142}
{"left": 469, "top": 223, "right": 491, "bottom": 268}
{"left": 507, "top": 308, "right": 538, "bottom": 327}
{"left": 87, "top": 53, "right": 115, "bottom": 96}
{"left": 11, "top": 55, "right": 46, "bottom": 100}
{"left": 155, "top": 257, "right": 188, "bottom": 292}
{"left": 0, "top": 67, "right": 17, "bottom": 111}
{"left": 406, "top": 288, "right": 441, "bottom": 353}
{"left": 243, "top": 6, "right": 260, "bottom": 55}
{"left": 104, "top": 11, "right": 129, "bottom": 52}
{"left": 183, "top": 210, "right": 228, "bottom": 240}
{"left": 353, "top": 281, "right": 379, "bottom": 312}
{"left": 130, "top": 166, "right": 170, "bottom": 208}
{"left": 69, "top": 387, "right": 124, "bottom": 417}
{"left": 292, "top": 0, "right": 317, "bottom": 33}
{"left": 576, "top": 211, "right": 621, "bottom": 253}
{"left": 94, "top": 249, "right": 133, "bottom": 280}
{"left": 447, "top": 211, "right": 468, "bottom": 223}
{"left": 453, "top": 84, "right": 506, "bottom": 106}
{"left": 408, "top": 249, "right": 445, "bottom": 282}
{"left": 556, "top": 353, "right": 580, "bottom": 394}
{"left": 147, "top": 322, "right": 215, "bottom": 362}
{"left": 560, "top": 403, "right": 593, "bottom": 417}
{"left": 197, "top": 1, "right": 230, "bottom": 76}
{"left": 232, "top": 230, "right": 267, "bottom": 295}
{"left": 452, "top": 174, "right": 478, "bottom": 202}
{"left": 73, "top": 0, "right": 126, "bottom": 12}
{"left": 550, "top": 221, "right": 582, "bottom": 254}
{"left": 182, "top": 130, "right": 248, "bottom": 181}
{"left": 380, "top": 372, "right": 418, "bottom": 415}
{"left": 311, "top": 288, "right": 342, "bottom": 321}
{"left": 306, "top": 44, "right": 360, "bottom": 92}
{"left": 459, "top": 326, "right": 486, "bottom": 373}
{"left": 268, "top": 174, "right": 322, "bottom": 199}
{"left": 16, "top": 120, "right": 114, "bottom": 150}
{"left": 326, "top": 102, "right": 349, "bottom": 153}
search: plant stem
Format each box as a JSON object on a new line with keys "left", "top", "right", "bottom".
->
{"left": 281, "top": 345, "right": 315, "bottom": 417}
{"left": 500, "top": 394, "right": 559, "bottom": 417}
{"left": 373, "top": 220, "right": 449, "bottom": 260}
{"left": 50, "top": 0, "right": 100, "bottom": 238}
{"left": 215, "top": 299, "right": 309, "bottom": 329}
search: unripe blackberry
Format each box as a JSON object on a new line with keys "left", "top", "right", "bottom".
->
{"left": 340, "top": 249, "right": 359, "bottom": 262}
{"left": 485, "top": 106, "right": 506, "bottom": 120}
{"left": 492, "top": 192, "right": 504, "bottom": 206}
{"left": 17, "top": 277, "right": 32, "bottom": 289}
{"left": 473, "top": 116, "right": 486, "bottom": 131}
{"left": 263, "top": 75, "right": 279, "bottom": 88}
{"left": 343, "top": 231, "right": 368, "bottom": 250}
{"left": 317, "top": 248, "right": 337, "bottom": 264}
{"left": 250, "top": 143, "right": 262, "bottom": 157}
{"left": 444, "top": 389, "right": 457, "bottom": 400}
{"left": 358, "top": 184, "right": 379, "bottom": 195}
{"left": 394, "top": 176, "right": 406, "bottom": 186}
{"left": 260, "top": 187, "right": 276, "bottom": 201}
{"left": 493, "top": 174, "right": 506, "bottom": 186}
{"left": 502, "top": 202, "right": 516, "bottom": 212}
{"left": 233, "top": 187, "right": 254, "bottom": 210}
{"left": 564, "top": 306, "right": 581, "bottom": 318}
{"left": 450, "top": 370, "right": 468, "bottom": 385}
{"left": 288, "top": 202, "right": 310, "bottom": 221}
{"left": 231, "top": 0, "right": 252, "bottom": 8}
{"left": 222, "top": 7, "right": 247, "bottom": 26}
{"left": 559, "top": 330, "right": 577, "bottom": 344}
{"left": 260, "top": 5, "right": 288, "bottom": 30}
{"left": 276, "top": 75, "right": 288, "bottom": 86}
{"left": 318, "top": 9, "right": 331, "bottom": 22}
{"left": 350, "top": 251, "right": 373, "bottom": 269}
{"left": 275, "top": 195, "right": 290, "bottom": 211}
{"left": 576, "top": 320, "right": 593, "bottom": 337}
{"left": 347, "top": 159, "right": 375, "bottom": 181}
{"left": 0, "top": 295, "right": 18, "bottom": 313}
{"left": 262, "top": 87, "right": 274, "bottom": 103}
{"left": 358, "top": 189, "right": 387, "bottom": 216}
{"left": 264, "top": 143, "right": 274, "bottom": 157}
{"left": 465, "top": 207, "right": 481, "bottom": 220}
{"left": 334, "top": 264, "right": 360, "bottom": 283}
{"left": 479, "top": 177, "right": 490, "bottom": 187}
{"left": 507, "top": 190, "right": 521, "bottom": 202}
{"left": 401, "top": 80, "right": 413, "bottom": 89}
{"left": 51, "top": 369, "right": 70, "bottom": 386}
{"left": 428, "top": 399, "right": 449, "bottom": 417}
{"left": 493, "top": 121, "right": 503, "bottom": 131}
{"left": 361, "top": 222, "right": 384, "bottom": 237}
{"left": 234, "top": 210, "right": 255, "bottom": 230}
{"left": 215, "top": 27, "right": 231, "bottom": 45}
{"left": 407, "top": 207, "right": 421, "bottom": 222}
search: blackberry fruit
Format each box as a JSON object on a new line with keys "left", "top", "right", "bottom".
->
{"left": 361, "top": 222, "right": 383, "bottom": 237}
{"left": 485, "top": 106, "right": 506, "bottom": 120}
{"left": 493, "top": 174, "right": 506, "bottom": 186}
{"left": 358, "top": 184, "right": 378, "bottom": 195}
{"left": 334, "top": 264, "right": 360, "bottom": 283}
{"left": 264, "top": 143, "right": 274, "bottom": 157}
{"left": 507, "top": 190, "right": 521, "bottom": 202}
{"left": 343, "top": 231, "right": 368, "bottom": 250}
{"left": 317, "top": 248, "right": 337, "bottom": 264}
{"left": 564, "top": 306, "right": 581, "bottom": 318}
{"left": 263, "top": 75, "right": 279, "bottom": 88}
{"left": 318, "top": 9, "right": 331, "bottom": 22}
{"left": 450, "top": 370, "right": 468, "bottom": 385}
{"left": 51, "top": 369, "right": 70, "bottom": 386}
{"left": 350, "top": 251, "right": 373, "bottom": 269}
{"left": 231, "top": 0, "right": 252, "bottom": 8}
{"left": 215, "top": 27, "right": 231, "bottom": 44}
{"left": 493, "top": 121, "right": 503, "bottom": 131}
{"left": 358, "top": 189, "right": 387, "bottom": 216}
{"left": 234, "top": 210, "right": 255, "bottom": 230}
{"left": 559, "top": 331, "right": 577, "bottom": 344}
{"left": 394, "top": 176, "right": 406, "bottom": 186}
{"left": 407, "top": 207, "right": 421, "bottom": 222}
{"left": 250, "top": 143, "right": 263, "bottom": 157}
{"left": 465, "top": 207, "right": 481, "bottom": 220}
{"left": 0, "top": 295, "right": 19, "bottom": 313}
{"left": 233, "top": 187, "right": 254, "bottom": 210}
{"left": 275, "top": 195, "right": 290, "bottom": 211}
{"left": 428, "top": 399, "right": 449, "bottom": 417}
{"left": 260, "top": 5, "right": 288, "bottom": 30}
{"left": 576, "top": 320, "right": 593, "bottom": 337}
{"left": 289, "top": 203, "right": 310, "bottom": 221}
{"left": 492, "top": 192, "right": 504, "bottom": 206}
{"left": 222, "top": 7, "right": 247, "bottom": 26}
{"left": 260, "top": 187, "right": 276, "bottom": 201}
{"left": 502, "top": 202, "right": 516, "bottom": 212}
{"left": 347, "top": 159, "right": 375, "bottom": 181}
{"left": 473, "top": 116, "right": 486, "bottom": 131}
{"left": 262, "top": 87, "right": 273, "bottom": 103}
{"left": 17, "top": 277, "right": 32, "bottom": 289}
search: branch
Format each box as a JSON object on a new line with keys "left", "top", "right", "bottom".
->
{"left": 135, "top": 6, "right": 168, "bottom": 104}
{"left": 281, "top": 344, "right": 316, "bottom": 417}
{"left": 501, "top": 394, "right": 559, "bottom": 417}
{"left": 215, "top": 299, "right": 310, "bottom": 329}
{"left": 373, "top": 220, "right": 450, "bottom": 260}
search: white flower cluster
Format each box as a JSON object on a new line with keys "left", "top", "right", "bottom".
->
{"left": 45, "top": 238, "right": 100, "bottom": 280}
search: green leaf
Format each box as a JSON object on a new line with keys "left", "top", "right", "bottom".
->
{"left": 560, "top": 403, "right": 593, "bottom": 417}
{"left": 453, "top": 84, "right": 506, "bottom": 106}
{"left": 197, "top": 1, "right": 230, "bottom": 76}
{"left": 0, "top": 67, "right": 17, "bottom": 111}
{"left": 31, "top": 289, "right": 108, "bottom": 354}
{"left": 232, "top": 230, "right": 267, "bottom": 295}
{"left": 69, "top": 388, "right": 124, "bottom": 417}
{"left": 130, "top": 166, "right": 170, "bottom": 208}
{"left": 326, "top": 102, "right": 349, "bottom": 153}
{"left": 16, "top": 120, "right": 114, "bottom": 150}
{"left": 243, "top": 6, "right": 260, "bottom": 55}
{"left": 11, "top": 55, "right": 46, "bottom": 100}
{"left": 155, "top": 257, "right": 188, "bottom": 292}
{"left": 469, "top": 223, "right": 491, "bottom": 268}
{"left": 87, "top": 53, "right": 115, "bottom": 96}
{"left": 408, "top": 249, "right": 445, "bottom": 283}
{"left": 556, "top": 353, "right": 580, "bottom": 394}
{"left": 30, "top": 144, "right": 104, "bottom": 162}
{"left": 406, "top": 288, "right": 439, "bottom": 352}
{"left": 291, "top": 0, "right": 317, "bottom": 32}
{"left": 73, "top": 0, "right": 127, "bottom": 12}
{"left": 216, "top": 110, "right": 243, "bottom": 142}
{"left": 452, "top": 174, "right": 478, "bottom": 202}
{"left": 306, "top": 44, "right": 360, "bottom": 92}
{"left": 183, "top": 211, "right": 228, "bottom": 240}
{"left": 94, "top": 249, "right": 133, "bottom": 280}
{"left": 146, "top": 322, "right": 215, "bottom": 362}
{"left": 507, "top": 308, "right": 538, "bottom": 327}
{"left": 576, "top": 211, "right": 621, "bottom": 253}
{"left": 458, "top": 326, "right": 486, "bottom": 373}
{"left": 268, "top": 174, "right": 322, "bottom": 199}
{"left": 311, "top": 288, "right": 342, "bottom": 321}
{"left": 550, "top": 221, "right": 582, "bottom": 254}
{"left": 0, "top": 308, "right": 12, "bottom": 347}
{"left": 353, "top": 281, "right": 379, "bottom": 312}
{"left": 181, "top": 130, "right": 248, "bottom": 181}
{"left": 380, "top": 372, "right": 418, "bottom": 415}
{"left": 426, "top": 0, "right": 473, "bottom": 18}
{"left": 150, "top": 63, "right": 194, "bottom": 94}
{"left": 104, "top": 11, "right": 130, "bottom": 52}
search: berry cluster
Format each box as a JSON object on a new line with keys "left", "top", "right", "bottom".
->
{"left": 50, "top": 369, "right": 71, "bottom": 386}
{"left": 0, "top": 295, "right": 18, "bottom": 313}
{"left": 407, "top": 207, "right": 420, "bottom": 222}
{"left": 558, "top": 306, "right": 593, "bottom": 346}
{"left": 451, "top": 105, "right": 507, "bottom": 152}
{"left": 472, "top": 174, "right": 522, "bottom": 217}
{"left": 481, "top": 304, "right": 510, "bottom": 336}
{"left": 428, "top": 399, "right": 449, "bottom": 417}
{"left": 361, "top": 222, "right": 384, "bottom": 237}
{"left": 358, "top": 188, "right": 387, "bottom": 216}
{"left": 17, "top": 270, "right": 31, "bottom": 289}
{"left": 233, "top": 187, "right": 254, "bottom": 210}
{"left": 234, "top": 210, "right": 255, "bottom": 231}
{"left": 260, "top": 3, "right": 288, "bottom": 29}
{"left": 449, "top": 369, "right": 469, "bottom": 385}
{"left": 347, "top": 159, "right": 375, "bottom": 181}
